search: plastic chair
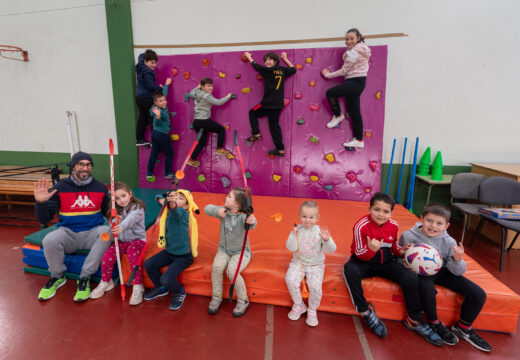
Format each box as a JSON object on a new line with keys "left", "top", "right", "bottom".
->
{"left": 450, "top": 173, "right": 487, "bottom": 244}
{"left": 469, "top": 176, "right": 520, "bottom": 271}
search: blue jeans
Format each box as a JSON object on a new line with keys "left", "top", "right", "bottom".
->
{"left": 144, "top": 250, "right": 193, "bottom": 293}
{"left": 147, "top": 130, "right": 173, "bottom": 175}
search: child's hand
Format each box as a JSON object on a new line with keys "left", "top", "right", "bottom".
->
{"left": 217, "top": 207, "right": 227, "bottom": 218}
{"left": 319, "top": 226, "right": 331, "bottom": 241}
{"left": 152, "top": 106, "right": 161, "bottom": 118}
{"left": 292, "top": 224, "right": 299, "bottom": 235}
{"left": 166, "top": 193, "right": 177, "bottom": 209}
{"left": 245, "top": 214, "right": 256, "bottom": 225}
{"left": 244, "top": 52, "right": 253, "bottom": 62}
{"left": 165, "top": 78, "right": 172, "bottom": 85}
{"left": 452, "top": 242, "right": 464, "bottom": 261}
{"left": 112, "top": 224, "right": 122, "bottom": 235}
{"left": 367, "top": 236, "right": 383, "bottom": 252}
{"left": 321, "top": 69, "right": 330, "bottom": 77}
{"left": 399, "top": 243, "right": 412, "bottom": 256}
{"left": 226, "top": 93, "right": 232, "bottom": 99}
{"left": 281, "top": 51, "right": 288, "bottom": 59}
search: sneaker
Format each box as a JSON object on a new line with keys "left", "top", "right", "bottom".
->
{"left": 215, "top": 148, "right": 231, "bottom": 156}
{"left": 452, "top": 322, "right": 491, "bottom": 352}
{"left": 362, "top": 304, "right": 388, "bottom": 338}
{"left": 232, "top": 299, "right": 250, "bottom": 317}
{"left": 431, "top": 321, "right": 458, "bottom": 345}
{"left": 208, "top": 296, "right": 223, "bottom": 315}
{"left": 326, "top": 114, "right": 345, "bottom": 128}
{"left": 169, "top": 289, "right": 186, "bottom": 311}
{"left": 146, "top": 174, "right": 155, "bottom": 182}
{"left": 306, "top": 309, "right": 319, "bottom": 327}
{"left": 38, "top": 276, "right": 67, "bottom": 301}
{"left": 343, "top": 138, "right": 365, "bottom": 148}
{"left": 129, "top": 284, "right": 145, "bottom": 306}
{"left": 144, "top": 287, "right": 169, "bottom": 301}
{"left": 164, "top": 173, "right": 175, "bottom": 179}
{"left": 404, "top": 316, "right": 443, "bottom": 346}
{"left": 288, "top": 303, "right": 307, "bottom": 320}
{"left": 74, "top": 278, "right": 91, "bottom": 302}
{"left": 136, "top": 140, "right": 149, "bottom": 146}
{"left": 246, "top": 134, "right": 262, "bottom": 143}
{"left": 187, "top": 159, "right": 200, "bottom": 168}
{"left": 89, "top": 279, "right": 115, "bottom": 299}
{"left": 267, "top": 149, "right": 285, "bottom": 157}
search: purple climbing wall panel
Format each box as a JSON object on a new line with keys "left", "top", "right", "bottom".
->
{"left": 138, "top": 46, "right": 387, "bottom": 201}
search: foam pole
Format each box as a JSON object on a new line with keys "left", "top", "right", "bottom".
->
{"left": 396, "top": 138, "right": 408, "bottom": 203}
{"left": 384, "top": 139, "right": 396, "bottom": 194}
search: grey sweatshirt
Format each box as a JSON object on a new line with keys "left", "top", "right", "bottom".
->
{"left": 399, "top": 222, "right": 466, "bottom": 276}
{"left": 189, "top": 87, "right": 230, "bottom": 119}
{"left": 204, "top": 205, "right": 257, "bottom": 255}
{"left": 286, "top": 225, "right": 336, "bottom": 265}
{"left": 116, "top": 206, "right": 146, "bottom": 243}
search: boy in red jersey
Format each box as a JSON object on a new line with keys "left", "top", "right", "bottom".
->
{"left": 343, "top": 192, "right": 442, "bottom": 346}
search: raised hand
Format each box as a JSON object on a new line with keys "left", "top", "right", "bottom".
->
{"left": 452, "top": 242, "right": 464, "bottom": 261}
{"left": 165, "top": 78, "right": 172, "bottom": 86}
{"left": 367, "top": 236, "right": 383, "bottom": 252}
{"left": 281, "top": 51, "right": 288, "bottom": 59}
{"left": 33, "top": 178, "right": 57, "bottom": 203}
{"left": 321, "top": 69, "right": 330, "bottom": 77}
{"left": 152, "top": 106, "right": 161, "bottom": 118}
{"left": 320, "top": 226, "right": 331, "bottom": 241}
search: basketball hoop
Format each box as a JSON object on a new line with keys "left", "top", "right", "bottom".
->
{"left": 0, "top": 45, "right": 29, "bottom": 62}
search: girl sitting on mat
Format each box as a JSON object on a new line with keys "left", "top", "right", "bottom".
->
{"left": 322, "top": 28, "right": 371, "bottom": 149}
{"left": 204, "top": 188, "right": 256, "bottom": 317}
{"left": 285, "top": 200, "right": 336, "bottom": 327}
{"left": 90, "top": 182, "right": 146, "bottom": 305}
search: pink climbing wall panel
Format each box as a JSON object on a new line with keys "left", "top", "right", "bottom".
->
{"left": 138, "top": 46, "right": 387, "bottom": 201}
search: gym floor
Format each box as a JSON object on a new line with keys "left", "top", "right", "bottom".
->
{"left": 1, "top": 205, "right": 519, "bottom": 360}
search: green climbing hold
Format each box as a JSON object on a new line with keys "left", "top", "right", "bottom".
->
{"left": 245, "top": 171, "right": 252, "bottom": 179}
{"left": 297, "top": 118, "right": 305, "bottom": 125}
{"left": 309, "top": 136, "right": 319, "bottom": 144}
{"left": 198, "top": 174, "right": 206, "bottom": 182}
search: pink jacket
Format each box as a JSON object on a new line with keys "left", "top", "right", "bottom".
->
{"left": 325, "top": 42, "right": 371, "bottom": 80}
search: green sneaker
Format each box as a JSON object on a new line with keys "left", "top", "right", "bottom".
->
{"left": 38, "top": 277, "right": 67, "bottom": 301}
{"left": 74, "top": 278, "right": 90, "bottom": 302}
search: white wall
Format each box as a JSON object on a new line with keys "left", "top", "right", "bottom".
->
{"left": 0, "top": 0, "right": 117, "bottom": 154}
{"left": 131, "top": 0, "right": 520, "bottom": 165}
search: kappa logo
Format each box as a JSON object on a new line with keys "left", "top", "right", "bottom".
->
{"left": 71, "top": 195, "right": 96, "bottom": 208}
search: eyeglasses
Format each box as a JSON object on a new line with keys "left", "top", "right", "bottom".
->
{"left": 76, "top": 162, "right": 92, "bottom": 168}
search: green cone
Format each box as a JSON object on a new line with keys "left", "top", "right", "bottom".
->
{"left": 417, "top": 147, "right": 431, "bottom": 176}
{"left": 431, "top": 151, "right": 443, "bottom": 180}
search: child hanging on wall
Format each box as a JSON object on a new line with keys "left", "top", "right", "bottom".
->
{"left": 322, "top": 28, "right": 371, "bottom": 149}
{"left": 143, "top": 190, "right": 199, "bottom": 311}
{"left": 243, "top": 51, "right": 296, "bottom": 157}
{"left": 90, "top": 182, "right": 147, "bottom": 305}
{"left": 146, "top": 78, "right": 173, "bottom": 181}
{"left": 135, "top": 49, "right": 163, "bottom": 146}
{"left": 343, "top": 192, "right": 443, "bottom": 346}
{"left": 186, "top": 77, "right": 234, "bottom": 168}
{"left": 285, "top": 200, "right": 336, "bottom": 327}
{"left": 399, "top": 204, "right": 491, "bottom": 352}
{"left": 204, "top": 188, "right": 256, "bottom": 317}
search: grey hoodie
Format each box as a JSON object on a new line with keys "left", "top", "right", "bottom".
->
{"left": 399, "top": 222, "right": 466, "bottom": 276}
{"left": 189, "top": 87, "right": 230, "bottom": 119}
{"left": 116, "top": 206, "right": 146, "bottom": 243}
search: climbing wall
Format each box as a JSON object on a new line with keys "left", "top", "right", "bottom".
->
{"left": 138, "top": 46, "right": 387, "bottom": 201}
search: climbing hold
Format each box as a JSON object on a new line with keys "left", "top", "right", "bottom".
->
{"left": 305, "top": 57, "right": 312, "bottom": 64}
{"left": 268, "top": 154, "right": 276, "bottom": 159}
{"left": 296, "top": 118, "right": 305, "bottom": 125}
{"left": 364, "top": 131, "right": 372, "bottom": 138}
{"left": 294, "top": 92, "right": 302, "bottom": 99}
{"left": 245, "top": 171, "right": 252, "bottom": 179}
{"left": 324, "top": 153, "right": 335, "bottom": 163}
{"left": 272, "top": 174, "right": 281, "bottom": 182}
{"left": 257, "top": 74, "right": 263, "bottom": 80}
{"left": 202, "top": 58, "right": 210, "bottom": 66}
{"left": 221, "top": 176, "right": 231, "bottom": 188}
{"left": 284, "top": 98, "right": 290, "bottom": 107}
{"left": 310, "top": 175, "right": 319, "bottom": 182}
{"left": 184, "top": 93, "right": 190, "bottom": 102}
{"left": 235, "top": 74, "right": 241, "bottom": 79}
{"left": 224, "top": 123, "right": 230, "bottom": 130}
{"left": 324, "top": 185, "right": 334, "bottom": 191}
{"left": 309, "top": 136, "right": 319, "bottom": 144}
{"left": 241, "top": 87, "right": 251, "bottom": 94}
{"left": 369, "top": 161, "right": 378, "bottom": 171}
{"left": 219, "top": 72, "right": 226, "bottom": 78}
{"left": 293, "top": 166, "right": 303, "bottom": 174}
{"left": 270, "top": 213, "right": 283, "bottom": 222}
{"left": 184, "top": 72, "right": 190, "bottom": 80}
{"left": 241, "top": 53, "right": 249, "bottom": 62}
{"left": 231, "top": 94, "right": 237, "bottom": 99}
{"left": 198, "top": 174, "right": 206, "bottom": 183}
{"left": 309, "top": 81, "right": 316, "bottom": 87}
{"left": 171, "top": 134, "right": 179, "bottom": 141}
{"left": 146, "top": 175, "right": 156, "bottom": 183}
{"left": 295, "top": 64, "right": 303, "bottom": 70}
{"left": 364, "top": 187, "right": 372, "bottom": 193}
{"left": 309, "top": 104, "right": 321, "bottom": 111}
{"left": 346, "top": 172, "right": 357, "bottom": 183}
{"left": 171, "top": 68, "right": 178, "bottom": 77}
{"left": 375, "top": 91, "right": 382, "bottom": 100}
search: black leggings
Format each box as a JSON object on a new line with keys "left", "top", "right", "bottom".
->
{"left": 135, "top": 96, "right": 154, "bottom": 142}
{"left": 191, "top": 119, "right": 225, "bottom": 160}
{"left": 326, "top": 77, "right": 366, "bottom": 141}
{"left": 344, "top": 256, "right": 423, "bottom": 321}
{"left": 248, "top": 105, "right": 283, "bottom": 151}
{"left": 419, "top": 267, "right": 486, "bottom": 325}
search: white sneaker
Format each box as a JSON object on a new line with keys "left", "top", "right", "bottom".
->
{"left": 343, "top": 138, "right": 365, "bottom": 148}
{"left": 129, "top": 284, "right": 145, "bottom": 306}
{"left": 326, "top": 114, "right": 345, "bottom": 128}
{"left": 89, "top": 279, "right": 115, "bottom": 299}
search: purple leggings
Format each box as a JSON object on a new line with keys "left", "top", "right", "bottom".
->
{"left": 101, "top": 239, "right": 145, "bottom": 284}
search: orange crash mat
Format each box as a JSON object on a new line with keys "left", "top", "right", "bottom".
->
{"left": 122, "top": 192, "right": 520, "bottom": 333}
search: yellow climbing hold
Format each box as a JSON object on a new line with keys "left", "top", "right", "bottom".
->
{"left": 242, "top": 87, "right": 251, "bottom": 94}
{"left": 324, "top": 153, "right": 335, "bottom": 163}
{"left": 219, "top": 72, "right": 226, "bottom": 78}
{"left": 310, "top": 175, "right": 319, "bottom": 182}
{"left": 270, "top": 212, "right": 283, "bottom": 222}
{"left": 375, "top": 91, "right": 382, "bottom": 100}
{"left": 272, "top": 174, "right": 281, "bottom": 182}
{"left": 305, "top": 57, "right": 312, "bottom": 64}
{"left": 171, "top": 134, "right": 179, "bottom": 141}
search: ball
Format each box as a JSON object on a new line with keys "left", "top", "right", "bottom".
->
{"left": 404, "top": 243, "right": 443, "bottom": 276}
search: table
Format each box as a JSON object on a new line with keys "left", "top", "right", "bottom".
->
{"left": 414, "top": 174, "right": 454, "bottom": 205}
